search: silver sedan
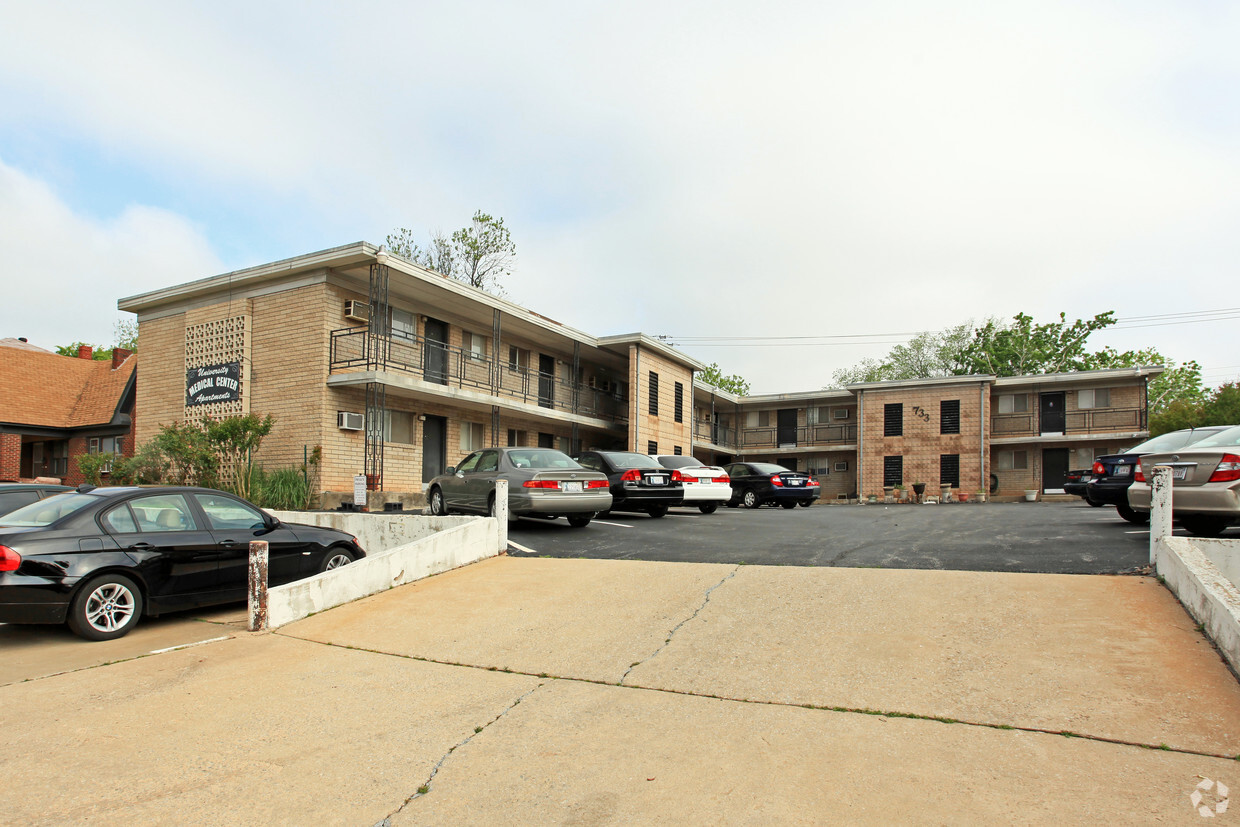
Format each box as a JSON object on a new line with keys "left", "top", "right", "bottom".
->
{"left": 1128, "top": 424, "right": 1240, "bottom": 536}
{"left": 426, "top": 447, "right": 612, "bottom": 528}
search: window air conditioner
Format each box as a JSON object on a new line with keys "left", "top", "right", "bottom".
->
{"left": 344, "top": 300, "right": 369, "bottom": 322}
{"left": 337, "top": 411, "right": 364, "bottom": 431}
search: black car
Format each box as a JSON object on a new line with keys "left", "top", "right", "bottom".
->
{"left": 0, "top": 482, "right": 74, "bottom": 517}
{"left": 573, "top": 451, "right": 684, "bottom": 518}
{"left": 1086, "top": 426, "right": 1232, "bottom": 523}
{"left": 0, "top": 485, "right": 364, "bottom": 640}
{"left": 1063, "top": 469, "right": 1096, "bottom": 504}
{"left": 723, "top": 462, "right": 820, "bottom": 509}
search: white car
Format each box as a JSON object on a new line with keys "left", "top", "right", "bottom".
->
{"left": 652, "top": 455, "right": 732, "bottom": 514}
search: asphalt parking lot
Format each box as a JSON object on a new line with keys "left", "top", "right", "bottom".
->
{"left": 506, "top": 500, "right": 1184, "bottom": 574}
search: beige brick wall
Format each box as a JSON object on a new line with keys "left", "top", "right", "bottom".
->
{"left": 134, "top": 313, "right": 188, "bottom": 444}
{"left": 859, "top": 383, "right": 989, "bottom": 498}
{"left": 628, "top": 344, "right": 694, "bottom": 455}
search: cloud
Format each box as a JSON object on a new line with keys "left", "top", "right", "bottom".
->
{"left": 0, "top": 158, "right": 222, "bottom": 349}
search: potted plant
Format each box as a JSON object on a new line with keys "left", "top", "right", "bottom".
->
{"left": 883, "top": 484, "right": 895, "bottom": 503}
{"left": 975, "top": 491, "right": 986, "bottom": 503}
{"left": 912, "top": 482, "right": 926, "bottom": 502}
{"left": 1024, "top": 489, "right": 1038, "bottom": 502}
{"left": 940, "top": 483, "right": 952, "bottom": 503}
{"left": 957, "top": 491, "right": 969, "bottom": 503}
{"left": 894, "top": 483, "right": 906, "bottom": 502}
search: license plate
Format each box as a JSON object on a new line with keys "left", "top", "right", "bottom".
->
{"left": 1114, "top": 465, "right": 1130, "bottom": 478}
{"left": 789, "top": 479, "right": 804, "bottom": 486}
{"left": 563, "top": 481, "right": 582, "bottom": 493}
{"left": 648, "top": 476, "right": 666, "bottom": 486}
{"left": 1173, "top": 467, "right": 1188, "bottom": 480}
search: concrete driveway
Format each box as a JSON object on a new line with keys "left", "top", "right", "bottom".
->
{"left": 4, "top": 556, "right": 1240, "bottom": 824}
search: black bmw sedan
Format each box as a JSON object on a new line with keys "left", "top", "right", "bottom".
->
{"left": 0, "top": 485, "right": 364, "bottom": 641}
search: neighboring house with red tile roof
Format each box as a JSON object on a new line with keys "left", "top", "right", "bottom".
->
{"left": 0, "top": 340, "right": 137, "bottom": 484}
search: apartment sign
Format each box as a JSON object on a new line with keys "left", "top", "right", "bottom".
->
{"left": 186, "top": 362, "right": 241, "bottom": 406}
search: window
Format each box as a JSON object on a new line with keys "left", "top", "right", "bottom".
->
{"left": 126, "top": 494, "right": 198, "bottom": 532}
{"left": 997, "top": 394, "right": 1028, "bottom": 414}
{"left": 883, "top": 455, "right": 903, "bottom": 487}
{"left": 50, "top": 441, "right": 68, "bottom": 476}
{"left": 833, "top": 408, "right": 850, "bottom": 420}
{"left": 940, "top": 400, "right": 961, "bottom": 435}
{"left": 884, "top": 403, "right": 903, "bottom": 437}
{"left": 508, "top": 346, "right": 529, "bottom": 372}
{"left": 807, "top": 406, "right": 832, "bottom": 426}
{"left": 194, "top": 493, "right": 266, "bottom": 531}
{"left": 674, "top": 446, "right": 683, "bottom": 455}
{"left": 456, "top": 453, "right": 482, "bottom": 473}
{"left": 940, "top": 454, "right": 960, "bottom": 488}
{"left": 0, "top": 491, "right": 40, "bottom": 514}
{"left": 647, "top": 440, "right": 658, "bottom": 454}
{"left": 464, "top": 332, "right": 488, "bottom": 361}
{"left": 648, "top": 371, "right": 659, "bottom": 416}
{"left": 674, "top": 382, "right": 684, "bottom": 423}
{"left": 460, "top": 421, "right": 486, "bottom": 452}
{"left": 1078, "top": 388, "right": 1111, "bottom": 409}
{"left": 506, "top": 429, "right": 527, "bottom": 447}
{"left": 477, "top": 451, "right": 499, "bottom": 472}
{"left": 391, "top": 308, "right": 416, "bottom": 340}
{"left": 834, "top": 460, "right": 849, "bottom": 472}
{"left": 997, "top": 450, "right": 1028, "bottom": 470}
{"left": 384, "top": 411, "right": 415, "bottom": 444}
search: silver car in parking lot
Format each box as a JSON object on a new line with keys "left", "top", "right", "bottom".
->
{"left": 1127, "top": 424, "right": 1240, "bottom": 537}
{"left": 426, "top": 447, "right": 612, "bottom": 528}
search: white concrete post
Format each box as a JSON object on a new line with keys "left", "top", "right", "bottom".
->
{"left": 1149, "top": 465, "right": 1173, "bottom": 568}
{"left": 495, "top": 478, "right": 509, "bottom": 550}
{"left": 248, "top": 540, "right": 269, "bottom": 632}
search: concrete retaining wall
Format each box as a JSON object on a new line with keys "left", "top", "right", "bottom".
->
{"left": 262, "top": 511, "right": 501, "bottom": 630}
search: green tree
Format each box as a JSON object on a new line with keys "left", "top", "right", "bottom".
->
{"left": 386, "top": 210, "right": 515, "bottom": 293}
{"left": 114, "top": 318, "right": 138, "bottom": 352}
{"left": 960, "top": 312, "right": 1117, "bottom": 376}
{"left": 55, "top": 342, "right": 112, "bottom": 361}
{"left": 831, "top": 324, "right": 975, "bottom": 386}
{"left": 1149, "top": 382, "right": 1240, "bottom": 436}
{"left": 1079, "top": 346, "right": 1205, "bottom": 416}
{"left": 203, "top": 414, "right": 276, "bottom": 501}
{"left": 699, "top": 362, "right": 751, "bottom": 396}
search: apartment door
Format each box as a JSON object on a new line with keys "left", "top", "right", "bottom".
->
{"left": 422, "top": 415, "right": 447, "bottom": 483}
{"left": 1042, "top": 448, "right": 1069, "bottom": 493}
{"left": 777, "top": 409, "right": 798, "bottom": 447}
{"left": 1040, "top": 392, "right": 1065, "bottom": 435}
{"left": 424, "top": 317, "right": 449, "bottom": 385}
{"left": 538, "top": 354, "right": 555, "bottom": 408}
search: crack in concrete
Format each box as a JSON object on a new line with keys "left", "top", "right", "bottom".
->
{"left": 377, "top": 682, "right": 547, "bottom": 825}
{"left": 618, "top": 565, "right": 740, "bottom": 685}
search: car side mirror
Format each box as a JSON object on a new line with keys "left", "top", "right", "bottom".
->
{"left": 263, "top": 513, "right": 280, "bottom": 530}
{"left": 445, "top": 466, "right": 456, "bottom": 476}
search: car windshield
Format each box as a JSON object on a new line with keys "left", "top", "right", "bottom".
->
{"left": 0, "top": 493, "right": 99, "bottom": 527}
{"left": 748, "top": 463, "right": 792, "bottom": 474}
{"left": 506, "top": 449, "right": 581, "bottom": 470}
{"left": 1124, "top": 428, "right": 1226, "bottom": 454}
{"left": 655, "top": 456, "right": 700, "bottom": 469}
{"left": 603, "top": 452, "right": 663, "bottom": 469}
{"left": 1181, "top": 425, "right": 1240, "bottom": 450}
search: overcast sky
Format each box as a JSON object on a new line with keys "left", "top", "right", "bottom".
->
{"left": 1, "top": 1, "right": 1237, "bottom": 393}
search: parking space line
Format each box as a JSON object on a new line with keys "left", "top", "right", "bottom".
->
{"left": 508, "top": 540, "right": 539, "bottom": 554}
{"left": 150, "top": 635, "right": 232, "bottom": 655}
{"left": 592, "top": 520, "right": 634, "bottom": 528}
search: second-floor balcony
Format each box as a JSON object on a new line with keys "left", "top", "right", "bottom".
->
{"left": 694, "top": 421, "right": 858, "bottom": 450}
{"left": 991, "top": 407, "right": 1145, "bottom": 437}
{"left": 330, "top": 327, "right": 628, "bottom": 423}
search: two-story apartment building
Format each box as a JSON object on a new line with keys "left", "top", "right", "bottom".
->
{"left": 693, "top": 366, "right": 1161, "bottom": 500}
{"left": 118, "top": 243, "right": 701, "bottom": 507}
{"left": 118, "top": 241, "right": 1161, "bottom": 506}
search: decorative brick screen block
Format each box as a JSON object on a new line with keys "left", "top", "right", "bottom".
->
{"left": 184, "top": 316, "right": 249, "bottom": 421}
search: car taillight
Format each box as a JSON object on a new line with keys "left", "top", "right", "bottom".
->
{"left": 523, "top": 480, "right": 561, "bottom": 489}
{"left": 1209, "top": 454, "right": 1240, "bottom": 483}
{"left": 1092, "top": 462, "right": 1105, "bottom": 476}
{"left": 671, "top": 470, "right": 684, "bottom": 482}
{"left": 1133, "top": 462, "right": 1144, "bottom": 483}
{"left": 0, "top": 545, "right": 20, "bottom": 573}
{"left": 808, "top": 478, "right": 820, "bottom": 487}
{"left": 586, "top": 479, "right": 609, "bottom": 489}
{"left": 620, "top": 469, "right": 642, "bottom": 482}
{"left": 770, "top": 475, "right": 784, "bottom": 486}
{"left": 712, "top": 475, "right": 730, "bottom": 483}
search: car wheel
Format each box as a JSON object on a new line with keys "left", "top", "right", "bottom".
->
{"left": 429, "top": 487, "right": 447, "bottom": 516}
{"left": 742, "top": 490, "right": 760, "bottom": 509}
{"left": 67, "top": 573, "right": 143, "bottom": 641}
{"left": 698, "top": 503, "right": 718, "bottom": 514}
{"left": 488, "top": 494, "right": 517, "bottom": 523}
{"left": 781, "top": 501, "right": 797, "bottom": 509}
{"left": 648, "top": 505, "right": 669, "bottom": 518}
{"left": 319, "top": 547, "right": 355, "bottom": 573}
{"left": 1116, "top": 503, "right": 1149, "bottom": 524}
{"left": 798, "top": 500, "right": 812, "bottom": 508}
{"left": 1180, "top": 515, "right": 1232, "bottom": 537}
{"left": 567, "top": 515, "right": 592, "bottom": 528}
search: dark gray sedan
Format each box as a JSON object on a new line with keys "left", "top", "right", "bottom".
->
{"left": 426, "top": 448, "right": 612, "bottom": 528}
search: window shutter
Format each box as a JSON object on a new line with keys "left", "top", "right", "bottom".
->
{"left": 674, "top": 382, "right": 684, "bottom": 423}
{"left": 940, "top": 400, "right": 961, "bottom": 435}
{"left": 940, "top": 454, "right": 960, "bottom": 488}
{"left": 648, "top": 372, "right": 659, "bottom": 416}
{"left": 883, "top": 455, "right": 903, "bottom": 486}
{"left": 884, "top": 404, "right": 903, "bottom": 437}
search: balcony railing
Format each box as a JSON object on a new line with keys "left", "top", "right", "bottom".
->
{"left": 693, "top": 421, "right": 858, "bottom": 450}
{"left": 330, "top": 327, "right": 628, "bottom": 423}
{"left": 991, "top": 407, "right": 1145, "bottom": 437}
